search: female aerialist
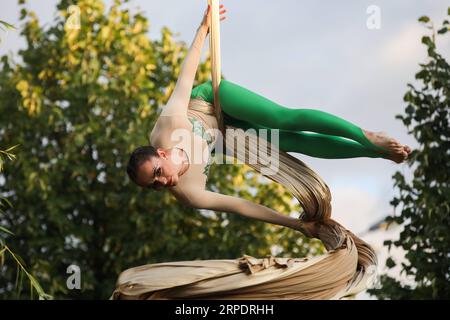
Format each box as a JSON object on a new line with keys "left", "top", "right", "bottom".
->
{"left": 126, "top": 4, "right": 411, "bottom": 233}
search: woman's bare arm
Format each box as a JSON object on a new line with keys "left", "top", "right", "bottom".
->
{"left": 186, "top": 189, "right": 303, "bottom": 231}
{"left": 160, "top": 25, "right": 208, "bottom": 117}
{"left": 160, "top": 4, "right": 226, "bottom": 117}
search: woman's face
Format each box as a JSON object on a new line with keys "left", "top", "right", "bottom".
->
{"left": 136, "top": 149, "right": 181, "bottom": 190}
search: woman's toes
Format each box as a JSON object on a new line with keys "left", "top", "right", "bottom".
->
{"left": 399, "top": 152, "right": 408, "bottom": 163}
{"left": 388, "top": 148, "right": 409, "bottom": 163}
{"left": 393, "top": 144, "right": 404, "bottom": 154}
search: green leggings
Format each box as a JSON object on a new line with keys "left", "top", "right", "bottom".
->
{"left": 191, "top": 80, "right": 388, "bottom": 159}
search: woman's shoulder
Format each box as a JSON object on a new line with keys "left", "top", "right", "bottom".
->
{"left": 151, "top": 114, "right": 190, "bottom": 135}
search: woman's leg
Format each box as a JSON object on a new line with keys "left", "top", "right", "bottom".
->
{"left": 191, "top": 80, "right": 215, "bottom": 101}
{"left": 217, "top": 80, "right": 390, "bottom": 156}
{"left": 222, "top": 114, "right": 382, "bottom": 159}
{"left": 190, "top": 80, "right": 402, "bottom": 160}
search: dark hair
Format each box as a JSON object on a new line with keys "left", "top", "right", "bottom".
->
{"left": 126, "top": 145, "right": 159, "bottom": 185}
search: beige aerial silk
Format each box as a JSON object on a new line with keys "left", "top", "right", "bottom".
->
{"left": 208, "top": 0, "right": 226, "bottom": 144}
{"left": 111, "top": 0, "right": 377, "bottom": 300}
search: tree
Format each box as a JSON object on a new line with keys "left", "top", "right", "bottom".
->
{"left": 1, "top": 145, "right": 52, "bottom": 300}
{"left": 369, "top": 8, "right": 450, "bottom": 299}
{"left": 1, "top": 18, "right": 51, "bottom": 300}
{"left": 0, "top": 0, "right": 320, "bottom": 299}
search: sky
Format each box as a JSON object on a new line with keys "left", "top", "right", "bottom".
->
{"left": 1, "top": 0, "right": 449, "bottom": 237}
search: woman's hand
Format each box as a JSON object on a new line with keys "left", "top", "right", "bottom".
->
{"left": 200, "top": 2, "right": 227, "bottom": 34}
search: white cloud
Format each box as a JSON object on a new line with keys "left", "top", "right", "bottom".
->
{"left": 378, "top": 23, "right": 428, "bottom": 68}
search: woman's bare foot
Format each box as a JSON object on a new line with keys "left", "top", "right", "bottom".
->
{"left": 403, "top": 145, "right": 412, "bottom": 156}
{"left": 363, "top": 130, "right": 408, "bottom": 164}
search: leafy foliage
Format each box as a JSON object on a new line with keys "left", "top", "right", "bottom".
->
{"left": 369, "top": 9, "right": 450, "bottom": 299}
{"left": 1, "top": 145, "right": 52, "bottom": 300}
{"left": 0, "top": 0, "right": 320, "bottom": 299}
{"left": 1, "top": 17, "right": 51, "bottom": 300}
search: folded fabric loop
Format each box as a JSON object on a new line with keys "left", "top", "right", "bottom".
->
{"left": 238, "top": 254, "right": 305, "bottom": 274}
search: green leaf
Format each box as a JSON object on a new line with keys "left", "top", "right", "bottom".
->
{"left": 0, "top": 226, "right": 14, "bottom": 236}
{"left": 418, "top": 16, "right": 430, "bottom": 23}
{"left": 5, "top": 144, "right": 20, "bottom": 152}
{"left": 390, "top": 198, "right": 400, "bottom": 207}
{"left": 0, "top": 20, "right": 16, "bottom": 31}
{"left": 437, "top": 27, "right": 448, "bottom": 34}
{"left": 421, "top": 36, "right": 434, "bottom": 47}
{"left": 0, "top": 197, "right": 13, "bottom": 209}
{"left": 386, "top": 257, "right": 396, "bottom": 269}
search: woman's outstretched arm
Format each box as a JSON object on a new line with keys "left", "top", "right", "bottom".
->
{"left": 160, "top": 4, "right": 226, "bottom": 117}
{"left": 160, "top": 25, "right": 208, "bottom": 117}
{"left": 185, "top": 189, "right": 304, "bottom": 232}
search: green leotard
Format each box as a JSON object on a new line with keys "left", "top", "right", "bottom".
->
{"left": 191, "top": 80, "right": 389, "bottom": 160}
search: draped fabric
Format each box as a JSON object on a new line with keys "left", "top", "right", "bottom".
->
{"left": 111, "top": 0, "right": 377, "bottom": 300}
{"left": 112, "top": 238, "right": 357, "bottom": 300}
